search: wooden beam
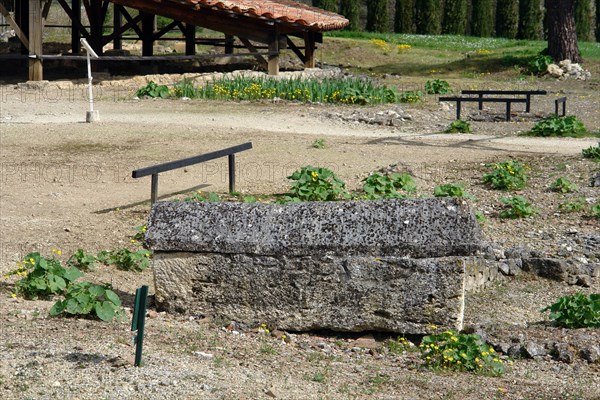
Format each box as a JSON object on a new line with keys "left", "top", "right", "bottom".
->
{"left": 141, "top": 13, "right": 154, "bottom": 56}
{"left": 42, "top": 0, "right": 53, "bottom": 20}
{"left": 0, "top": 3, "right": 29, "bottom": 50}
{"left": 113, "top": 4, "right": 122, "bottom": 49}
{"left": 286, "top": 36, "right": 306, "bottom": 64}
{"left": 29, "top": 0, "right": 44, "bottom": 81}
{"left": 238, "top": 37, "right": 267, "bottom": 69}
{"left": 110, "top": 0, "right": 274, "bottom": 43}
{"left": 88, "top": 0, "right": 103, "bottom": 55}
{"left": 71, "top": 0, "right": 81, "bottom": 53}
{"left": 185, "top": 24, "right": 196, "bottom": 55}
{"left": 224, "top": 34, "right": 234, "bottom": 54}
{"left": 16, "top": 0, "right": 29, "bottom": 54}
{"left": 102, "top": 11, "right": 143, "bottom": 44}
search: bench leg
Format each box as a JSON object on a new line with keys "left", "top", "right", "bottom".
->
{"left": 505, "top": 102, "right": 511, "bottom": 121}
{"left": 456, "top": 101, "right": 461, "bottom": 120}
{"left": 478, "top": 94, "right": 483, "bottom": 111}
{"left": 526, "top": 94, "right": 531, "bottom": 113}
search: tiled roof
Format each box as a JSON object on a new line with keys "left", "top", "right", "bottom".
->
{"left": 185, "top": 0, "right": 349, "bottom": 31}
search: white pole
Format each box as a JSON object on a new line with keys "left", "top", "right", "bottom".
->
{"left": 81, "top": 38, "right": 100, "bottom": 122}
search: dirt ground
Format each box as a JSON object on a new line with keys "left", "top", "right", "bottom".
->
{"left": 0, "top": 75, "right": 599, "bottom": 399}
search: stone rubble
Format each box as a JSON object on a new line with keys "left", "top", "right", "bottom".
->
{"left": 547, "top": 60, "right": 592, "bottom": 80}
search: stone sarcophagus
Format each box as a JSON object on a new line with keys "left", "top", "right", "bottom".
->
{"left": 145, "top": 198, "right": 483, "bottom": 334}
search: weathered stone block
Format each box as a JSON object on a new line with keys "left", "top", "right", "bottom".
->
{"left": 147, "top": 198, "right": 483, "bottom": 333}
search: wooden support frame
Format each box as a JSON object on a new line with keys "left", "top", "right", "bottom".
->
{"left": 0, "top": 3, "right": 29, "bottom": 49}
{"left": 29, "top": 0, "right": 44, "bottom": 81}
{"left": 141, "top": 12, "right": 155, "bottom": 56}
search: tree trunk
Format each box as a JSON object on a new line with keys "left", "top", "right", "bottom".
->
{"left": 546, "top": 0, "right": 582, "bottom": 62}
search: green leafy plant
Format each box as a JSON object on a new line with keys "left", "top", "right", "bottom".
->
{"left": 361, "top": 173, "right": 416, "bottom": 200}
{"left": 499, "top": 196, "right": 537, "bottom": 219}
{"left": 582, "top": 143, "right": 600, "bottom": 161}
{"left": 425, "top": 79, "right": 451, "bottom": 94}
{"left": 136, "top": 81, "right": 170, "bottom": 99}
{"left": 386, "top": 337, "right": 416, "bottom": 354}
{"left": 474, "top": 211, "right": 486, "bottom": 223}
{"left": 133, "top": 224, "right": 147, "bottom": 241}
{"left": 312, "top": 138, "right": 326, "bottom": 149}
{"left": 528, "top": 115, "right": 588, "bottom": 137}
{"left": 482, "top": 160, "right": 528, "bottom": 190}
{"left": 6, "top": 252, "right": 83, "bottom": 300}
{"left": 526, "top": 53, "right": 553, "bottom": 75}
{"left": 280, "top": 166, "right": 349, "bottom": 202}
{"left": 541, "top": 293, "right": 600, "bottom": 328}
{"left": 550, "top": 177, "right": 578, "bottom": 193}
{"left": 419, "top": 330, "right": 508, "bottom": 375}
{"left": 173, "top": 79, "right": 197, "bottom": 98}
{"left": 67, "top": 249, "right": 97, "bottom": 272}
{"left": 591, "top": 203, "right": 600, "bottom": 218}
{"left": 445, "top": 119, "right": 471, "bottom": 133}
{"left": 97, "top": 248, "right": 152, "bottom": 272}
{"left": 398, "top": 90, "right": 423, "bottom": 103}
{"left": 184, "top": 191, "right": 221, "bottom": 203}
{"left": 434, "top": 183, "right": 469, "bottom": 198}
{"left": 559, "top": 198, "right": 586, "bottom": 213}
{"left": 50, "top": 282, "right": 125, "bottom": 322}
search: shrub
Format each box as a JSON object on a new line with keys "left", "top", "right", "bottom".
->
{"left": 50, "top": 282, "right": 125, "bottom": 322}
{"left": 366, "top": 0, "right": 389, "bottom": 33}
{"left": 434, "top": 183, "right": 467, "bottom": 197}
{"left": 445, "top": 120, "right": 471, "bottom": 133}
{"left": 541, "top": 293, "right": 600, "bottom": 328}
{"left": 442, "top": 0, "right": 467, "bottom": 34}
{"left": 415, "top": 0, "right": 442, "bottom": 35}
{"left": 582, "top": 143, "right": 600, "bottom": 161}
{"left": 550, "top": 177, "right": 578, "bottom": 193}
{"left": 499, "top": 196, "right": 537, "bottom": 219}
{"left": 482, "top": 160, "right": 528, "bottom": 190}
{"left": 419, "top": 330, "right": 508, "bottom": 375}
{"left": 6, "top": 252, "right": 83, "bottom": 300}
{"left": 184, "top": 191, "right": 221, "bottom": 203}
{"left": 526, "top": 54, "right": 553, "bottom": 75}
{"left": 339, "top": 0, "right": 360, "bottom": 31}
{"left": 362, "top": 173, "right": 416, "bottom": 199}
{"left": 398, "top": 91, "right": 423, "bottom": 103}
{"left": 495, "top": 0, "right": 519, "bottom": 39}
{"left": 395, "top": 0, "right": 415, "bottom": 33}
{"left": 470, "top": 0, "right": 494, "bottom": 37}
{"left": 559, "top": 199, "right": 586, "bottom": 213}
{"left": 173, "top": 79, "right": 197, "bottom": 98}
{"left": 312, "top": 138, "right": 326, "bottom": 149}
{"left": 592, "top": 203, "right": 600, "bottom": 218}
{"left": 528, "top": 115, "right": 588, "bottom": 137}
{"left": 281, "top": 166, "right": 349, "bottom": 202}
{"left": 67, "top": 249, "right": 97, "bottom": 272}
{"left": 424, "top": 79, "right": 450, "bottom": 94}
{"left": 519, "top": 0, "right": 543, "bottom": 40}
{"left": 136, "top": 81, "right": 170, "bottom": 98}
{"left": 97, "top": 248, "right": 152, "bottom": 272}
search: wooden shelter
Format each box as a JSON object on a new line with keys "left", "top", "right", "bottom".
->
{"left": 0, "top": 0, "right": 348, "bottom": 81}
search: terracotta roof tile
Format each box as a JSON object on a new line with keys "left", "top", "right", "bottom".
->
{"left": 186, "top": 0, "right": 349, "bottom": 31}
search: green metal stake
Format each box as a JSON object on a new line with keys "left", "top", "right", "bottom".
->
{"left": 131, "top": 285, "right": 149, "bottom": 367}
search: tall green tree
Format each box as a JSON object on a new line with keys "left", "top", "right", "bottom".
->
{"left": 395, "top": 0, "right": 416, "bottom": 33}
{"left": 415, "top": 0, "right": 442, "bottom": 34}
{"left": 519, "top": 0, "right": 543, "bottom": 39}
{"left": 471, "top": 0, "right": 494, "bottom": 37}
{"left": 575, "top": 0, "right": 592, "bottom": 41}
{"left": 366, "top": 0, "right": 389, "bottom": 32}
{"left": 339, "top": 0, "right": 360, "bottom": 30}
{"left": 496, "top": 0, "right": 519, "bottom": 38}
{"left": 312, "top": 0, "right": 338, "bottom": 12}
{"left": 442, "top": 0, "right": 468, "bottom": 34}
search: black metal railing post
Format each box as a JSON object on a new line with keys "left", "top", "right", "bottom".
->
{"left": 228, "top": 154, "right": 236, "bottom": 193}
{"left": 131, "top": 285, "right": 149, "bottom": 367}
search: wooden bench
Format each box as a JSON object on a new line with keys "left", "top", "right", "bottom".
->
{"left": 440, "top": 90, "right": 548, "bottom": 121}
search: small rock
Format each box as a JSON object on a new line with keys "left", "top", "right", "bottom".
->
{"left": 52, "top": 381, "right": 61, "bottom": 387}
{"left": 524, "top": 341, "right": 547, "bottom": 359}
{"left": 350, "top": 334, "right": 379, "bottom": 350}
{"left": 193, "top": 351, "right": 214, "bottom": 359}
{"left": 575, "top": 275, "right": 592, "bottom": 287}
{"left": 147, "top": 310, "right": 158, "bottom": 319}
{"left": 264, "top": 388, "right": 277, "bottom": 398}
{"left": 507, "top": 344, "right": 523, "bottom": 358}
{"left": 580, "top": 346, "right": 600, "bottom": 363}
{"left": 553, "top": 343, "right": 574, "bottom": 364}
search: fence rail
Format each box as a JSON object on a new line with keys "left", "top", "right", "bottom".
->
{"left": 132, "top": 142, "right": 253, "bottom": 204}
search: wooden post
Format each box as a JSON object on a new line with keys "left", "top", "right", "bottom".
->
{"left": 71, "top": 0, "right": 81, "bottom": 54}
{"left": 185, "top": 23, "right": 195, "bottom": 55}
{"left": 141, "top": 13, "right": 154, "bottom": 56}
{"left": 224, "top": 34, "right": 234, "bottom": 54}
{"left": 113, "top": 4, "right": 122, "bottom": 50}
{"left": 304, "top": 31, "right": 316, "bottom": 68}
{"left": 29, "top": 0, "right": 43, "bottom": 81}
{"left": 17, "top": 0, "right": 29, "bottom": 55}
{"left": 267, "top": 33, "right": 279, "bottom": 76}
{"left": 89, "top": 0, "right": 103, "bottom": 55}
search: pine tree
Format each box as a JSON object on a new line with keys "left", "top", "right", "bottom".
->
{"left": 339, "top": 0, "right": 360, "bottom": 30}
{"left": 394, "top": 0, "right": 415, "bottom": 33}
{"left": 596, "top": 0, "right": 600, "bottom": 42}
{"left": 495, "top": 0, "right": 519, "bottom": 38}
{"left": 442, "top": 0, "right": 467, "bottom": 34}
{"left": 519, "top": 0, "right": 543, "bottom": 39}
{"left": 415, "top": 0, "right": 442, "bottom": 34}
{"left": 471, "top": 0, "right": 494, "bottom": 37}
{"left": 575, "top": 0, "right": 592, "bottom": 41}
{"left": 366, "top": 0, "right": 389, "bottom": 32}
{"left": 313, "top": 0, "right": 338, "bottom": 13}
